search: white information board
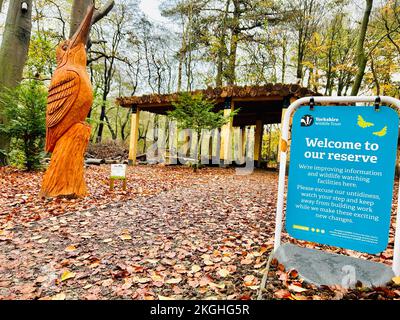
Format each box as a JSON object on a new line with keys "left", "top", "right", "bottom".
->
{"left": 274, "top": 96, "right": 400, "bottom": 277}
{"left": 111, "top": 164, "right": 127, "bottom": 180}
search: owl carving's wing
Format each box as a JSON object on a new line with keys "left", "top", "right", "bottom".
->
{"left": 46, "top": 71, "right": 80, "bottom": 128}
{"left": 45, "top": 70, "right": 80, "bottom": 152}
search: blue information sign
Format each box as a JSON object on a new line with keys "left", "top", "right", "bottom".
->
{"left": 286, "top": 106, "right": 399, "bottom": 254}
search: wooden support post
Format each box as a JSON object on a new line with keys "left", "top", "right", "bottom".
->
{"left": 220, "top": 98, "right": 234, "bottom": 165}
{"left": 267, "top": 124, "right": 272, "bottom": 167}
{"left": 128, "top": 105, "right": 140, "bottom": 166}
{"left": 208, "top": 130, "right": 213, "bottom": 163}
{"left": 168, "top": 120, "right": 178, "bottom": 165}
{"left": 157, "top": 116, "right": 167, "bottom": 164}
{"left": 254, "top": 120, "right": 263, "bottom": 167}
{"left": 199, "top": 129, "right": 210, "bottom": 165}
{"left": 241, "top": 126, "right": 246, "bottom": 161}
{"left": 109, "top": 179, "right": 127, "bottom": 191}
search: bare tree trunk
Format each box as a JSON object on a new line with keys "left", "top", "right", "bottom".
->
{"left": 70, "top": 0, "right": 93, "bottom": 37}
{"left": 137, "top": 114, "right": 151, "bottom": 153}
{"left": 70, "top": 0, "right": 115, "bottom": 43}
{"left": 0, "top": 0, "right": 33, "bottom": 89}
{"left": 296, "top": 28, "right": 304, "bottom": 82}
{"left": 0, "top": 0, "right": 33, "bottom": 163}
{"left": 120, "top": 110, "right": 130, "bottom": 141}
{"left": 351, "top": 0, "right": 373, "bottom": 96}
{"left": 177, "top": 17, "right": 187, "bottom": 92}
{"left": 185, "top": 1, "right": 194, "bottom": 91}
{"left": 370, "top": 58, "right": 380, "bottom": 95}
{"left": 216, "top": 0, "right": 230, "bottom": 87}
{"left": 104, "top": 114, "right": 117, "bottom": 140}
{"left": 227, "top": 0, "right": 240, "bottom": 86}
{"left": 177, "top": 50, "right": 184, "bottom": 92}
{"left": 281, "top": 34, "right": 287, "bottom": 83}
{"left": 97, "top": 101, "right": 106, "bottom": 143}
{"left": 292, "top": 0, "right": 320, "bottom": 84}
{"left": 325, "top": 20, "right": 337, "bottom": 95}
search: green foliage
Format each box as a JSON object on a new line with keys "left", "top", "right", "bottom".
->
{"left": 7, "top": 140, "right": 27, "bottom": 169}
{"left": 0, "top": 80, "right": 47, "bottom": 170}
{"left": 168, "top": 93, "right": 236, "bottom": 170}
{"left": 26, "top": 33, "right": 57, "bottom": 79}
{"left": 168, "top": 93, "right": 231, "bottom": 134}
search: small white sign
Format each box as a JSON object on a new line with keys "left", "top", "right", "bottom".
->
{"left": 111, "top": 164, "right": 127, "bottom": 180}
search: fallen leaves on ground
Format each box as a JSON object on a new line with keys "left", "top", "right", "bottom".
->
{"left": 0, "top": 165, "right": 217, "bottom": 225}
{"left": 61, "top": 271, "right": 76, "bottom": 282}
{"left": 0, "top": 165, "right": 399, "bottom": 300}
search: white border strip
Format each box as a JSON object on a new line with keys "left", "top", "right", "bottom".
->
{"left": 273, "top": 96, "right": 400, "bottom": 276}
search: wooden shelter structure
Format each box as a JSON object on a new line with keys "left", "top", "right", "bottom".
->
{"left": 117, "top": 84, "right": 318, "bottom": 166}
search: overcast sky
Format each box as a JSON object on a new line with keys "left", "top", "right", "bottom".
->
{"left": 139, "top": 0, "right": 168, "bottom": 24}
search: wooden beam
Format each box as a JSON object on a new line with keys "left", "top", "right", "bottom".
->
{"left": 118, "top": 96, "right": 285, "bottom": 110}
{"left": 254, "top": 120, "right": 263, "bottom": 165}
{"left": 232, "top": 96, "right": 284, "bottom": 103}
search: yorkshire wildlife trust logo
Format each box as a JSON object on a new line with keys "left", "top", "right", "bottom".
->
{"left": 301, "top": 115, "right": 314, "bottom": 127}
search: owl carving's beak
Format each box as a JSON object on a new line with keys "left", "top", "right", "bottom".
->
{"left": 70, "top": 4, "right": 95, "bottom": 49}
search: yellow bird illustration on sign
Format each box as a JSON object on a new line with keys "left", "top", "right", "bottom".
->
{"left": 357, "top": 115, "right": 374, "bottom": 128}
{"left": 373, "top": 126, "right": 387, "bottom": 137}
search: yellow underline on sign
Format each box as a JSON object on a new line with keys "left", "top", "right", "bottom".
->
{"left": 293, "top": 225, "right": 310, "bottom": 231}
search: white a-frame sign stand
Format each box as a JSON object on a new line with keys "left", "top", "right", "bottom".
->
{"left": 274, "top": 96, "right": 400, "bottom": 287}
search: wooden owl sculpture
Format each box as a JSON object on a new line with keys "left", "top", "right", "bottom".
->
{"left": 40, "top": 5, "right": 95, "bottom": 199}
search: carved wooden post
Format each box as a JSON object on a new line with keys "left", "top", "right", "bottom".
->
{"left": 254, "top": 120, "right": 263, "bottom": 168}
{"left": 40, "top": 6, "right": 95, "bottom": 199}
{"left": 128, "top": 105, "right": 140, "bottom": 166}
{"left": 220, "top": 97, "right": 234, "bottom": 165}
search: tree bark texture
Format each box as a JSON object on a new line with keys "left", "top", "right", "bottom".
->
{"left": 70, "top": 0, "right": 93, "bottom": 38}
{"left": 227, "top": 0, "right": 240, "bottom": 86}
{"left": 0, "top": 0, "right": 33, "bottom": 90}
{"left": 351, "top": 0, "right": 373, "bottom": 96}
{"left": 70, "top": 0, "right": 115, "bottom": 38}
{"left": 0, "top": 0, "right": 33, "bottom": 162}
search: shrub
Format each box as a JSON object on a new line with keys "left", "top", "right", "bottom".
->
{"left": 0, "top": 80, "right": 47, "bottom": 170}
{"left": 167, "top": 93, "right": 237, "bottom": 171}
{"left": 7, "top": 139, "right": 27, "bottom": 169}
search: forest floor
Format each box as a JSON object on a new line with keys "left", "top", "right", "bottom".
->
{"left": 0, "top": 165, "right": 399, "bottom": 300}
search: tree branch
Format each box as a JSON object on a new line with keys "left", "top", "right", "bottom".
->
{"left": 92, "top": 0, "right": 115, "bottom": 25}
